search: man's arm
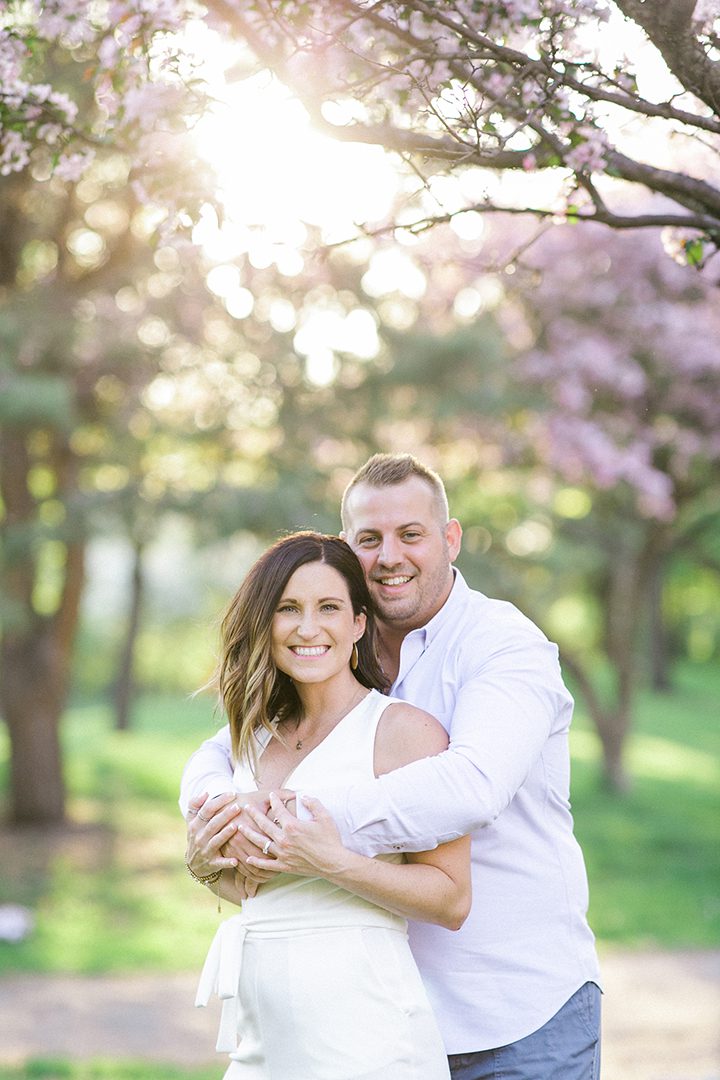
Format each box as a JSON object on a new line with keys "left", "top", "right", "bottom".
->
{"left": 178, "top": 725, "right": 235, "bottom": 816}
{"left": 302, "top": 631, "right": 572, "bottom": 857}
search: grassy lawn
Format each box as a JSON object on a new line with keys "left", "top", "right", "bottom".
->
{"left": 570, "top": 662, "right": 720, "bottom": 949}
{"left": 0, "top": 1062, "right": 217, "bottom": 1080}
{"left": 0, "top": 662, "right": 718, "bottom": 975}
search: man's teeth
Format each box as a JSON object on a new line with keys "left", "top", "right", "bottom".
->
{"left": 291, "top": 646, "right": 329, "bottom": 655}
{"left": 380, "top": 576, "right": 412, "bottom": 586}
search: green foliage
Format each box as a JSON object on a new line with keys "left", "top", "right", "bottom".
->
{"left": 0, "top": 373, "right": 74, "bottom": 427}
{"left": 684, "top": 237, "right": 706, "bottom": 267}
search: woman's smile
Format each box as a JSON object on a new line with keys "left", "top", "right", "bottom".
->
{"left": 271, "top": 562, "right": 365, "bottom": 683}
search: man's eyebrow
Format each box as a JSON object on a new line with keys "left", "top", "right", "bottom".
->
{"left": 356, "top": 521, "right": 426, "bottom": 532}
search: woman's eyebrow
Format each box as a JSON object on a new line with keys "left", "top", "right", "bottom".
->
{"left": 277, "top": 595, "right": 347, "bottom": 603}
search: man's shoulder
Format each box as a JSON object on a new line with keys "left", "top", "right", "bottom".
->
{"left": 454, "top": 581, "right": 547, "bottom": 641}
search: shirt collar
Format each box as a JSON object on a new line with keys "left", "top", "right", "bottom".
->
{"left": 404, "top": 568, "right": 470, "bottom": 647}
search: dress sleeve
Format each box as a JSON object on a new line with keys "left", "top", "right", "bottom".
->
{"left": 301, "top": 630, "right": 572, "bottom": 857}
{"left": 178, "top": 725, "right": 235, "bottom": 816}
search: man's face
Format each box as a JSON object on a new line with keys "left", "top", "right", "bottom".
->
{"left": 342, "top": 476, "right": 462, "bottom": 633}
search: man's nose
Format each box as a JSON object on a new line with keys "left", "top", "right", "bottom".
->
{"left": 377, "top": 537, "right": 402, "bottom": 566}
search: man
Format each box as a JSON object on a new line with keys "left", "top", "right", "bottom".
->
{"left": 181, "top": 453, "right": 601, "bottom": 1080}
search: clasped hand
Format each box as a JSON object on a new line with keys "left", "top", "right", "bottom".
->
{"left": 186, "top": 789, "right": 293, "bottom": 899}
{"left": 241, "top": 792, "right": 349, "bottom": 879}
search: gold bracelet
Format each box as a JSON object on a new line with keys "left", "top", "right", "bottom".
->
{"left": 185, "top": 862, "right": 222, "bottom": 887}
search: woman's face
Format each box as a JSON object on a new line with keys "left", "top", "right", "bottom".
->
{"left": 271, "top": 561, "right": 366, "bottom": 685}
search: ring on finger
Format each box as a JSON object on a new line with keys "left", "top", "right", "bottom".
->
{"left": 262, "top": 839, "right": 273, "bottom": 856}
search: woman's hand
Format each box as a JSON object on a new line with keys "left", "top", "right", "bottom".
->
{"left": 185, "top": 791, "right": 241, "bottom": 878}
{"left": 185, "top": 790, "right": 295, "bottom": 899}
{"left": 242, "top": 793, "right": 351, "bottom": 879}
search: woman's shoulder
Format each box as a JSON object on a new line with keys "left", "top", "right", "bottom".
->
{"left": 374, "top": 699, "right": 448, "bottom": 774}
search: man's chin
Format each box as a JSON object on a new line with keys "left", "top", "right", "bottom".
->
{"left": 374, "top": 598, "right": 417, "bottom": 625}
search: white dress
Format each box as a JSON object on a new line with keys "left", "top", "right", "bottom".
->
{"left": 195, "top": 689, "right": 450, "bottom": 1080}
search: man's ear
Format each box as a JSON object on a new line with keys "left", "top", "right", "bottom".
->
{"left": 446, "top": 518, "right": 462, "bottom": 562}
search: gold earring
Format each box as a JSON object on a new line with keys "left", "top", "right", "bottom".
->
{"left": 351, "top": 643, "right": 359, "bottom": 670}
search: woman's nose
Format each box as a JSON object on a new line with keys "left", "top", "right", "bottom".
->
{"left": 297, "top": 611, "right": 319, "bottom": 638}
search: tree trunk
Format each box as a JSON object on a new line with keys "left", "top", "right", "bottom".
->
{"left": 592, "top": 705, "right": 633, "bottom": 794}
{"left": 561, "top": 527, "right": 669, "bottom": 792}
{"left": 1, "top": 541, "right": 85, "bottom": 823}
{"left": 560, "top": 649, "right": 633, "bottom": 793}
{"left": 0, "top": 426, "right": 85, "bottom": 824}
{"left": 648, "top": 554, "right": 672, "bottom": 692}
{"left": 114, "top": 538, "right": 145, "bottom": 731}
{"left": 1, "top": 632, "right": 66, "bottom": 822}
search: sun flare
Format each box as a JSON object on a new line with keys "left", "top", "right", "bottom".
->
{"left": 190, "top": 30, "right": 400, "bottom": 256}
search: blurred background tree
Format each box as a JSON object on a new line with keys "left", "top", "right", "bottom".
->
{"left": 1, "top": 1, "right": 719, "bottom": 824}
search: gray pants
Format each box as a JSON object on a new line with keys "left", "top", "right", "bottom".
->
{"left": 448, "top": 982, "right": 601, "bottom": 1080}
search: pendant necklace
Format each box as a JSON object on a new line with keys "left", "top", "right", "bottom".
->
{"left": 293, "top": 687, "right": 365, "bottom": 752}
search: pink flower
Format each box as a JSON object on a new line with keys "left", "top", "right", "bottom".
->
{"left": 53, "top": 150, "right": 95, "bottom": 182}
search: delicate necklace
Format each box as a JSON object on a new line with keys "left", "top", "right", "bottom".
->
{"left": 293, "top": 687, "right": 366, "bottom": 751}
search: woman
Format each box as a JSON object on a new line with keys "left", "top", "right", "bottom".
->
{"left": 187, "top": 532, "right": 470, "bottom": 1080}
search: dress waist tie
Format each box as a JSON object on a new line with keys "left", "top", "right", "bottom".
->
{"left": 195, "top": 915, "right": 249, "bottom": 1053}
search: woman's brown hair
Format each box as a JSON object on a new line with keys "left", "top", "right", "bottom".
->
{"left": 216, "top": 532, "right": 387, "bottom": 770}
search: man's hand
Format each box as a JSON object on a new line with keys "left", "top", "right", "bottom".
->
{"left": 185, "top": 792, "right": 242, "bottom": 878}
{"left": 240, "top": 793, "right": 350, "bottom": 879}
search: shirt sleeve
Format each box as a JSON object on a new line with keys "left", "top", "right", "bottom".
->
{"left": 304, "top": 631, "right": 572, "bottom": 856}
{"left": 178, "top": 725, "right": 235, "bottom": 817}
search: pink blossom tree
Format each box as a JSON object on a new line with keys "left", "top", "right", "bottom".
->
{"left": 323, "top": 217, "right": 720, "bottom": 789}
{"left": 2, "top": 2, "right": 720, "bottom": 262}
{"left": 1, "top": 1, "right": 215, "bottom": 231}
{"left": 208, "top": 0, "right": 720, "bottom": 264}
{"left": 205, "top": 214, "right": 716, "bottom": 787}
{"left": 516, "top": 225, "right": 720, "bottom": 785}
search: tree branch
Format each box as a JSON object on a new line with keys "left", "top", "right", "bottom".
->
{"left": 613, "top": 0, "right": 720, "bottom": 117}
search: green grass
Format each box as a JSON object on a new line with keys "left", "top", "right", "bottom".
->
{"left": 0, "top": 692, "right": 225, "bottom": 975}
{"left": 570, "top": 662, "right": 720, "bottom": 949}
{"left": 0, "top": 1061, "right": 217, "bottom": 1080}
{"left": 0, "top": 664, "right": 718, "bottom": 975}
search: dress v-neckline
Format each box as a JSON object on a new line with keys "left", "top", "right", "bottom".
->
{"left": 252, "top": 690, "right": 373, "bottom": 790}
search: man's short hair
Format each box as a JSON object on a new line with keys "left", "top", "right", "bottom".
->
{"left": 341, "top": 453, "right": 449, "bottom": 528}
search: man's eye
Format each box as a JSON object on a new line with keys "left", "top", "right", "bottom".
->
{"left": 403, "top": 531, "right": 421, "bottom": 540}
{"left": 358, "top": 536, "right": 378, "bottom": 546}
